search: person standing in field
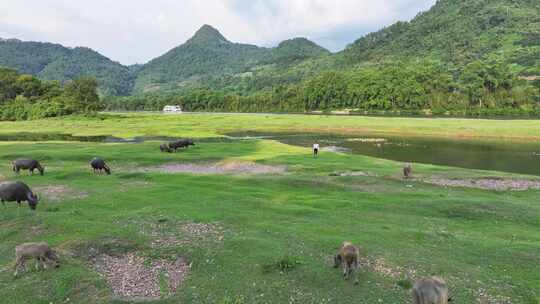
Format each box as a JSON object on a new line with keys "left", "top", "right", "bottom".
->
{"left": 313, "top": 143, "right": 320, "bottom": 157}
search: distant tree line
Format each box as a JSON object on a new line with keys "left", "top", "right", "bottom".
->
{"left": 0, "top": 68, "right": 102, "bottom": 121}
{"left": 106, "top": 59, "right": 540, "bottom": 116}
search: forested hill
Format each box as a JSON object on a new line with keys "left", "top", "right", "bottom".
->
{"left": 132, "top": 25, "right": 330, "bottom": 93}
{"left": 342, "top": 0, "right": 540, "bottom": 75}
{"left": 1, "top": 0, "right": 539, "bottom": 114}
{"left": 0, "top": 26, "right": 330, "bottom": 96}
{"left": 132, "top": 25, "right": 269, "bottom": 93}
{"left": 0, "top": 38, "right": 133, "bottom": 96}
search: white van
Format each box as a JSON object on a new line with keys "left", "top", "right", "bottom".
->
{"left": 163, "top": 105, "right": 182, "bottom": 113}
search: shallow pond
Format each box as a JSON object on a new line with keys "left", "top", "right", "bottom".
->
{"left": 227, "top": 132, "right": 540, "bottom": 176}
{"left": 3, "top": 131, "right": 540, "bottom": 176}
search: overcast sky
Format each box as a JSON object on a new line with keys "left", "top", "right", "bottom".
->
{"left": 0, "top": 0, "right": 436, "bottom": 65}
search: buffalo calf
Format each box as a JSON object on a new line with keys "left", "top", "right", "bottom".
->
{"left": 13, "top": 242, "right": 59, "bottom": 276}
{"left": 412, "top": 276, "right": 449, "bottom": 304}
{"left": 334, "top": 241, "right": 361, "bottom": 284}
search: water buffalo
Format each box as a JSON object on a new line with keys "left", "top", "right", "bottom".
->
{"left": 12, "top": 159, "right": 44, "bottom": 176}
{"left": 160, "top": 143, "right": 173, "bottom": 153}
{"left": 169, "top": 139, "right": 195, "bottom": 152}
{"left": 412, "top": 276, "right": 450, "bottom": 304}
{"left": 90, "top": 158, "right": 111, "bottom": 175}
{"left": 334, "top": 241, "right": 361, "bottom": 284}
{"left": 13, "top": 242, "right": 59, "bottom": 276}
{"left": 0, "top": 181, "right": 39, "bottom": 210}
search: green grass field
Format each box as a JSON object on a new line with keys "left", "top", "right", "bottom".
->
{"left": 3, "top": 112, "right": 540, "bottom": 140}
{"left": 0, "top": 113, "right": 539, "bottom": 303}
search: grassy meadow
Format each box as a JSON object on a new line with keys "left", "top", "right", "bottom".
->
{"left": 2, "top": 113, "right": 540, "bottom": 140}
{"left": 0, "top": 113, "right": 539, "bottom": 303}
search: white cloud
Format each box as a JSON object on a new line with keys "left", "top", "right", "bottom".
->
{"left": 0, "top": 0, "right": 436, "bottom": 64}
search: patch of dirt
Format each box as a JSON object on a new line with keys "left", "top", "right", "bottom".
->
{"left": 361, "top": 257, "right": 411, "bottom": 279}
{"left": 329, "top": 171, "right": 377, "bottom": 177}
{"left": 477, "top": 288, "right": 513, "bottom": 304}
{"left": 27, "top": 225, "right": 45, "bottom": 236}
{"left": 93, "top": 253, "right": 190, "bottom": 299}
{"left": 34, "top": 185, "right": 88, "bottom": 202}
{"left": 119, "top": 181, "right": 154, "bottom": 192}
{"left": 64, "top": 237, "right": 138, "bottom": 260}
{"left": 134, "top": 220, "right": 225, "bottom": 249}
{"left": 425, "top": 177, "right": 540, "bottom": 191}
{"left": 0, "top": 174, "right": 5, "bottom": 182}
{"left": 142, "top": 161, "right": 286, "bottom": 175}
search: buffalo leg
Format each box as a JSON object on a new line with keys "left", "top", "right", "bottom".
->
{"left": 39, "top": 257, "right": 49, "bottom": 270}
{"left": 13, "top": 257, "right": 25, "bottom": 276}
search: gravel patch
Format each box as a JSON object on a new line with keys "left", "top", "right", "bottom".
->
{"left": 132, "top": 220, "right": 225, "bottom": 249}
{"left": 425, "top": 177, "right": 540, "bottom": 191}
{"left": 330, "top": 171, "right": 377, "bottom": 177}
{"left": 142, "top": 161, "right": 286, "bottom": 175}
{"left": 93, "top": 253, "right": 190, "bottom": 299}
{"left": 361, "top": 257, "right": 417, "bottom": 280}
{"left": 477, "top": 288, "right": 513, "bottom": 304}
{"left": 119, "top": 181, "right": 154, "bottom": 192}
{"left": 34, "top": 185, "right": 88, "bottom": 202}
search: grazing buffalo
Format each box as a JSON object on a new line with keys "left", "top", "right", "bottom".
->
{"left": 160, "top": 143, "right": 173, "bottom": 153}
{"left": 0, "top": 181, "right": 39, "bottom": 210}
{"left": 13, "top": 159, "right": 44, "bottom": 176}
{"left": 169, "top": 139, "right": 195, "bottom": 152}
{"left": 412, "top": 276, "right": 450, "bottom": 304}
{"left": 90, "top": 158, "right": 111, "bottom": 175}
{"left": 334, "top": 241, "right": 361, "bottom": 284}
{"left": 13, "top": 242, "right": 59, "bottom": 276}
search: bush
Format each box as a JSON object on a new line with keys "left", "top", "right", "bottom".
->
{"left": 29, "top": 100, "right": 69, "bottom": 119}
{"left": 0, "top": 96, "right": 31, "bottom": 121}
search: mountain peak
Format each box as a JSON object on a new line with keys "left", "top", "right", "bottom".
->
{"left": 275, "top": 37, "right": 330, "bottom": 57}
{"left": 278, "top": 38, "right": 326, "bottom": 50}
{"left": 188, "top": 24, "right": 230, "bottom": 45}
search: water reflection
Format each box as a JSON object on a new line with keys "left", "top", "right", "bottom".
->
{"left": 227, "top": 132, "right": 540, "bottom": 176}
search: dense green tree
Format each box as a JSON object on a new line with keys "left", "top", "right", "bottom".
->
{"left": 0, "top": 69, "right": 101, "bottom": 120}
{"left": 302, "top": 71, "right": 349, "bottom": 110}
{"left": 63, "top": 77, "right": 102, "bottom": 112}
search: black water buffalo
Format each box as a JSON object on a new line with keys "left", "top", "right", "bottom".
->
{"left": 0, "top": 181, "right": 39, "bottom": 210}
{"left": 169, "top": 139, "right": 195, "bottom": 151}
{"left": 90, "top": 158, "right": 111, "bottom": 175}
{"left": 160, "top": 143, "right": 173, "bottom": 153}
{"left": 12, "top": 159, "right": 44, "bottom": 176}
